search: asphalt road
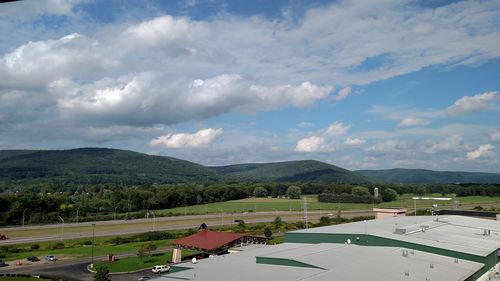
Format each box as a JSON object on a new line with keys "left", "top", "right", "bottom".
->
{"left": 0, "top": 210, "right": 370, "bottom": 245}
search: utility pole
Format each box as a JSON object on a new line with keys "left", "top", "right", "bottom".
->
{"left": 22, "top": 208, "right": 28, "bottom": 228}
{"left": 76, "top": 208, "right": 79, "bottom": 224}
{"left": 304, "top": 198, "right": 308, "bottom": 229}
{"left": 91, "top": 223, "right": 96, "bottom": 268}
{"left": 57, "top": 215, "right": 64, "bottom": 241}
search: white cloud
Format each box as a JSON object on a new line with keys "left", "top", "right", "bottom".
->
{"left": 344, "top": 138, "right": 366, "bottom": 146}
{"left": 335, "top": 86, "right": 352, "bottom": 101}
{"left": 423, "top": 135, "right": 465, "bottom": 154}
{"left": 447, "top": 92, "right": 500, "bottom": 115}
{"left": 297, "top": 122, "right": 314, "bottom": 128}
{"left": 466, "top": 144, "right": 495, "bottom": 160}
{"left": 149, "top": 128, "right": 223, "bottom": 148}
{"left": 295, "top": 136, "right": 334, "bottom": 152}
{"left": 397, "top": 117, "right": 430, "bottom": 128}
{"left": 367, "top": 140, "right": 408, "bottom": 155}
{"left": 324, "top": 122, "right": 350, "bottom": 136}
{"left": 491, "top": 132, "right": 500, "bottom": 142}
{"left": 54, "top": 73, "right": 332, "bottom": 125}
{"left": 295, "top": 122, "right": 350, "bottom": 152}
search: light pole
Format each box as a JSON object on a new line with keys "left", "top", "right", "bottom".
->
{"left": 150, "top": 211, "right": 156, "bottom": 231}
{"left": 22, "top": 208, "right": 29, "bottom": 228}
{"left": 57, "top": 215, "right": 64, "bottom": 241}
{"left": 114, "top": 206, "right": 118, "bottom": 220}
{"left": 76, "top": 208, "right": 79, "bottom": 224}
{"left": 91, "top": 223, "right": 96, "bottom": 268}
{"left": 217, "top": 208, "right": 224, "bottom": 226}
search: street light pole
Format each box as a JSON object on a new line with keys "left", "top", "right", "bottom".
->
{"left": 57, "top": 215, "right": 64, "bottom": 241}
{"left": 22, "top": 208, "right": 28, "bottom": 228}
{"left": 76, "top": 208, "right": 79, "bottom": 224}
{"left": 91, "top": 223, "right": 96, "bottom": 268}
{"left": 150, "top": 211, "right": 156, "bottom": 231}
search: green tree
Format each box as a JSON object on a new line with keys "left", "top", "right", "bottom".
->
{"left": 263, "top": 226, "right": 273, "bottom": 238}
{"left": 273, "top": 216, "right": 282, "bottom": 231}
{"left": 137, "top": 247, "right": 146, "bottom": 263}
{"left": 414, "top": 186, "right": 426, "bottom": 196}
{"left": 94, "top": 266, "right": 111, "bottom": 281}
{"left": 286, "top": 185, "right": 302, "bottom": 199}
{"left": 381, "top": 188, "right": 398, "bottom": 202}
{"left": 237, "top": 220, "right": 246, "bottom": 231}
{"left": 253, "top": 186, "right": 267, "bottom": 197}
{"left": 145, "top": 243, "right": 157, "bottom": 257}
{"left": 352, "top": 186, "right": 370, "bottom": 197}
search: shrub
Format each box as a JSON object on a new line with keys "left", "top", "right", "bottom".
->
{"left": 30, "top": 244, "right": 40, "bottom": 250}
{"left": 8, "top": 247, "right": 21, "bottom": 253}
{"left": 109, "top": 237, "right": 130, "bottom": 245}
{"left": 83, "top": 240, "right": 93, "bottom": 246}
{"left": 49, "top": 242, "right": 64, "bottom": 250}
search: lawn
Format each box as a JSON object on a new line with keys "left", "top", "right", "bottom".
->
{"left": 94, "top": 250, "right": 198, "bottom": 273}
{"left": 1, "top": 237, "right": 175, "bottom": 262}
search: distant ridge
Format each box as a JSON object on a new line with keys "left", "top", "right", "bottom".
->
{"left": 0, "top": 148, "right": 498, "bottom": 186}
{"left": 0, "top": 148, "right": 220, "bottom": 185}
{"left": 212, "top": 160, "right": 370, "bottom": 183}
{"left": 355, "top": 168, "right": 500, "bottom": 184}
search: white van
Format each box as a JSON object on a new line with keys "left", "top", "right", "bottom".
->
{"left": 152, "top": 265, "right": 170, "bottom": 274}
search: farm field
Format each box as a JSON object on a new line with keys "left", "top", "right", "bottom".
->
{"left": 156, "top": 194, "right": 500, "bottom": 215}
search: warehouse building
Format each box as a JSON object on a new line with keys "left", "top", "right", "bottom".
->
{"left": 153, "top": 215, "right": 499, "bottom": 281}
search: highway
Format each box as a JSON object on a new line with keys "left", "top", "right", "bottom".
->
{"left": 0, "top": 210, "right": 370, "bottom": 245}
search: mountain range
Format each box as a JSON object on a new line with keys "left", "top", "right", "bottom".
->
{"left": 0, "top": 148, "right": 499, "bottom": 186}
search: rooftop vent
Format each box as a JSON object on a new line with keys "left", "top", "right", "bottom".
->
{"left": 402, "top": 249, "right": 409, "bottom": 257}
{"left": 484, "top": 229, "right": 491, "bottom": 236}
{"left": 395, "top": 228, "right": 407, "bottom": 235}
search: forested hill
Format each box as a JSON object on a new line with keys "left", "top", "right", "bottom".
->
{"left": 355, "top": 168, "right": 500, "bottom": 184}
{"left": 0, "top": 148, "right": 221, "bottom": 185}
{"left": 212, "top": 160, "right": 370, "bottom": 183}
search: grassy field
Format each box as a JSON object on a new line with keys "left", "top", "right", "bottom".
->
{"left": 156, "top": 194, "right": 500, "bottom": 215}
{"left": 0, "top": 235, "right": 176, "bottom": 262}
{"left": 94, "top": 250, "right": 198, "bottom": 273}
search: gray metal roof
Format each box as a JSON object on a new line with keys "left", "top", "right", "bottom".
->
{"left": 152, "top": 242, "right": 483, "bottom": 281}
{"left": 290, "top": 215, "right": 500, "bottom": 256}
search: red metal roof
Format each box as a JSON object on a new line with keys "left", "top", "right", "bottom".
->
{"left": 174, "top": 230, "right": 243, "bottom": 251}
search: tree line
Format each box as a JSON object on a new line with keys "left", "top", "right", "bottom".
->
{"left": 0, "top": 182, "right": 498, "bottom": 226}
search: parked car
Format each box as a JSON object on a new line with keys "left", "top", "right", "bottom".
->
{"left": 152, "top": 265, "right": 170, "bottom": 274}
{"left": 0, "top": 260, "right": 8, "bottom": 267}
{"left": 137, "top": 277, "right": 152, "bottom": 281}
{"left": 45, "top": 255, "right": 57, "bottom": 261}
{"left": 27, "top": 256, "right": 40, "bottom": 262}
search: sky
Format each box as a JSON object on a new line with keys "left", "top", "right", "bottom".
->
{"left": 0, "top": 0, "right": 499, "bottom": 172}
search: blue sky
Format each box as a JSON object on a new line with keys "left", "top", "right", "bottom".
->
{"left": 0, "top": 0, "right": 499, "bottom": 172}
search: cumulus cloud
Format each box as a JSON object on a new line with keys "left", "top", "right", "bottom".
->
{"left": 447, "top": 92, "right": 500, "bottom": 115}
{"left": 397, "top": 118, "right": 430, "bottom": 128}
{"left": 366, "top": 140, "right": 408, "bottom": 155}
{"left": 295, "top": 122, "right": 350, "bottom": 152}
{"left": 423, "top": 135, "right": 465, "bottom": 154}
{"left": 335, "top": 86, "right": 352, "bottom": 101}
{"left": 466, "top": 144, "right": 495, "bottom": 160}
{"left": 149, "top": 128, "right": 223, "bottom": 148}
{"left": 324, "top": 122, "right": 350, "bottom": 136}
{"left": 344, "top": 138, "right": 366, "bottom": 146}
{"left": 295, "top": 136, "right": 334, "bottom": 152}
{"left": 54, "top": 73, "right": 332, "bottom": 125}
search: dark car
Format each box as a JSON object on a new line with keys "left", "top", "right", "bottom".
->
{"left": 0, "top": 260, "right": 8, "bottom": 267}
{"left": 27, "top": 256, "right": 40, "bottom": 262}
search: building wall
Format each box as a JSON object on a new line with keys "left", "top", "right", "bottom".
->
{"left": 285, "top": 232, "right": 498, "bottom": 279}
